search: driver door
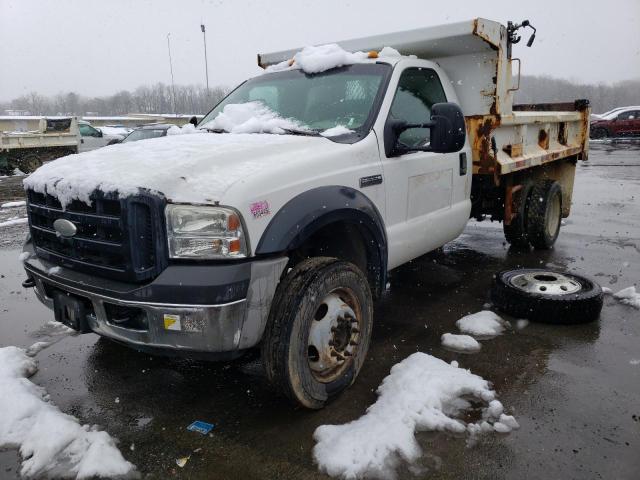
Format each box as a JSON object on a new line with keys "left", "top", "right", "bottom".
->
{"left": 380, "top": 66, "right": 470, "bottom": 269}
{"left": 78, "top": 123, "right": 107, "bottom": 152}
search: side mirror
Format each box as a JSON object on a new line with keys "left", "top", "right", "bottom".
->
{"left": 189, "top": 116, "right": 198, "bottom": 127}
{"left": 384, "top": 102, "right": 466, "bottom": 157}
{"left": 96, "top": 129, "right": 103, "bottom": 138}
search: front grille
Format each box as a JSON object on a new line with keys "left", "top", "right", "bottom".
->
{"left": 27, "top": 190, "right": 167, "bottom": 282}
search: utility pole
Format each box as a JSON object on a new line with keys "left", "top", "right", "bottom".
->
{"left": 166, "top": 33, "right": 177, "bottom": 116}
{"left": 201, "top": 24, "right": 210, "bottom": 98}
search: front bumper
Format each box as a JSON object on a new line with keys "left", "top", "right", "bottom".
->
{"left": 22, "top": 240, "right": 288, "bottom": 356}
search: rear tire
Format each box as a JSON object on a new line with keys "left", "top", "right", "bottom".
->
{"left": 526, "top": 180, "right": 562, "bottom": 249}
{"left": 261, "top": 257, "right": 373, "bottom": 409}
{"left": 16, "top": 153, "right": 43, "bottom": 173}
{"left": 504, "top": 182, "right": 533, "bottom": 247}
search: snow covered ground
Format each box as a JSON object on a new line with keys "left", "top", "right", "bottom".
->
{"left": 456, "top": 311, "right": 506, "bottom": 336}
{"left": 0, "top": 345, "right": 136, "bottom": 479}
{"left": 613, "top": 286, "right": 640, "bottom": 309}
{"left": 313, "top": 353, "right": 517, "bottom": 479}
{"left": 440, "top": 333, "right": 481, "bottom": 353}
{"left": 0, "top": 216, "right": 27, "bottom": 228}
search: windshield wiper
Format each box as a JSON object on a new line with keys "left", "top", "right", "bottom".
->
{"left": 280, "top": 128, "right": 321, "bottom": 137}
{"left": 204, "top": 128, "right": 228, "bottom": 133}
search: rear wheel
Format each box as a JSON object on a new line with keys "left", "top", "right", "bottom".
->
{"left": 15, "top": 153, "right": 43, "bottom": 173}
{"left": 504, "top": 182, "right": 533, "bottom": 247}
{"left": 261, "top": 257, "right": 373, "bottom": 409}
{"left": 526, "top": 180, "right": 563, "bottom": 249}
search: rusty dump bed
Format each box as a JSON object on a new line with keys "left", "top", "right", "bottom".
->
{"left": 469, "top": 100, "right": 590, "bottom": 176}
{"left": 259, "top": 18, "right": 590, "bottom": 179}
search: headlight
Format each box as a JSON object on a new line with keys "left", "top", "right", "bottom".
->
{"left": 165, "top": 204, "right": 248, "bottom": 259}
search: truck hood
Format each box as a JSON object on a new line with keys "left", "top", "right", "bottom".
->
{"left": 24, "top": 132, "right": 338, "bottom": 208}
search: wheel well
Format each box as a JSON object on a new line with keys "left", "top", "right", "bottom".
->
{"left": 286, "top": 220, "right": 384, "bottom": 299}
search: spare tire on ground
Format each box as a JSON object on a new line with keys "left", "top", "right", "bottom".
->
{"left": 491, "top": 269, "right": 603, "bottom": 324}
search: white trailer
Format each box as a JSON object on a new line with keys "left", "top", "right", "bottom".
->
{"left": 0, "top": 117, "right": 80, "bottom": 173}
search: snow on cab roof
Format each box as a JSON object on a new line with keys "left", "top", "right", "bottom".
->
{"left": 262, "top": 44, "right": 405, "bottom": 75}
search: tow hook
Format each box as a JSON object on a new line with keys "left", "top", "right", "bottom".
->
{"left": 22, "top": 277, "right": 36, "bottom": 289}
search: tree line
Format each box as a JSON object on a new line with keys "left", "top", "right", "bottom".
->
{"left": 2, "top": 83, "right": 228, "bottom": 117}
{"left": 1, "top": 76, "right": 638, "bottom": 117}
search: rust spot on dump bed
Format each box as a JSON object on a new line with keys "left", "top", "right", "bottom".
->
{"left": 538, "top": 129, "right": 549, "bottom": 150}
{"left": 467, "top": 115, "right": 500, "bottom": 176}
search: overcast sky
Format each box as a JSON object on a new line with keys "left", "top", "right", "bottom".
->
{"left": 1, "top": 0, "right": 639, "bottom": 101}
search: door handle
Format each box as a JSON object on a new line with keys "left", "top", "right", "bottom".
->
{"left": 459, "top": 152, "right": 467, "bottom": 176}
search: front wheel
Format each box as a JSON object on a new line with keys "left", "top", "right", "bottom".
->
{"left": 590, "top": 127, "right": 609, "bottom": 139}
{"left": 261, "top": 257, "right": 373, "bottom": 409}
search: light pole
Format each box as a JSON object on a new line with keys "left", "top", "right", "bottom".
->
{"left": 201, "top": 24, "right": 210, "bottom": 98}
{"left": 166, "top": 33, "right": 177, "bottom": 116}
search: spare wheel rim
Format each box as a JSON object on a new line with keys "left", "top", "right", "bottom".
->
{"left": 509, "top": 271, "right": 582, "bottom": 296}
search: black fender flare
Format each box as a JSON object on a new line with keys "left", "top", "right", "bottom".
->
{"left": 255, "top": 186, "right": 387, "bottom": 296}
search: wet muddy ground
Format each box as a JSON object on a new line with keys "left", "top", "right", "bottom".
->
{"left": 0, "top": 141, "right": 639, "bottom": 479}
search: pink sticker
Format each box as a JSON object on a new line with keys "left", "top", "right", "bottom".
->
{"left": 250, "top": 200, "right": 270, "bottom": 218}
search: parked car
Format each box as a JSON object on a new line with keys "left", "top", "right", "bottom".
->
{"left": 78, "top": 120, "right": 119, "bottom": 152}
{"left": 21, "top": 18, "right": 590, "bottom": 409}
{"left": 590, "top": 106, "right": 640, "bottom": 138}
{"left": 119, "top": 123, "right": 175, "bottom": 143}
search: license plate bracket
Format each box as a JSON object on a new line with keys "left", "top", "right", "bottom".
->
{"left": 53, "top": 291, "right": 92, "bottom": 333}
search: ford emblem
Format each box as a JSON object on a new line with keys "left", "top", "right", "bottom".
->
{"left": 53, "top": 218, "right": 77, "bottom": 238}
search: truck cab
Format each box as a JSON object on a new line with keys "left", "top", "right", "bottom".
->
{"left": 21, "top": 18, "right": 589, "bottom": 409}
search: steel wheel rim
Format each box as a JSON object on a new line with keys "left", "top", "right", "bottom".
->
{"left": 509, "top": 271, "right": 582, "bottom": 296}
{"left": 547, "top": 193, "right": 561, "bottom": 238}
{"left": 307, "top": 288, "right": 362, "bottom": 383}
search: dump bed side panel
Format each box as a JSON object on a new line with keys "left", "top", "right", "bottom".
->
{"left": 467, "top": 101, "right": 590, "bottom": 177}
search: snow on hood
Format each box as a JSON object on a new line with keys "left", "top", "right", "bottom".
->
{"left": 24, "top": 132, "right": 323, "bottom": 207}
{"left": 200, "top": 101, "right": 307, "bottom": 134}
{"left": 265, "top": 44, "right": 403, "bottom": 74}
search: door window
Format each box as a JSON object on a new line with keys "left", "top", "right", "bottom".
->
{"left": 617, "top": 111, "right": 638, "bottom": 120}
{"left": 388, "top": 68, "right": 446, "bottom": 149}
{"left": 79, "top": 124, "right": 99, "bottom": 137}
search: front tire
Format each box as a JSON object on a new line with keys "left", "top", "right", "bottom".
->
{"left": 261, "top": 257, "right": 373, "bottom": 409}
{"left": 590, "top": 127, "right": 609, "bottom": 139}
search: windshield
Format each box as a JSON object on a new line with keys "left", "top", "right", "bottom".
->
{"left": 200, "top": 63, "right": 390, "bottom": 134}
{"left": 122, "top": 128, "right": 167, "bottom": 143}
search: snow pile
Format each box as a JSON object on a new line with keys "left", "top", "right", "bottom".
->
{"left": 23, "top": 132, "right": 315, "bottom": 208}
{"left": 456, "top": 311, "right": 506, "bottom": 336}
{"left": 266, "top": 44, "right": 404, "bottom": 75}
{"left": 167, "top": 124, "right": 199, "bottom": 136}
{"left": 313, "top": 353, "right": 516, "bottom": 479}
{"left": 0, "top": 217, "right": 27, "bottom": 228}
{"left": 320, "top": 125, "right": 354, "bottom": 137}
{"left": 613, "top": 286, "right": 640, "bottom": 309}
{"left": 0, "top": 346, "right": 136, "bottom": 479}
{"left": 266, "top": 44, "right": 369, "bottom": 74}
{"left": 441, "top": 333, "right": 481, "bottom": 353}
{"left": 202, "top": 102, "right": 306, "bottom": 134}
{"left": 1, "top": 200, "right": 26, "bottom": 208}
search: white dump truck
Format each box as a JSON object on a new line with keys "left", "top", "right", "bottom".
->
{"left": 0, "top": 117, "right": 116, "bottom": 173}
{"left": 21, "top": 18, "right": 589, "bottom": 408}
